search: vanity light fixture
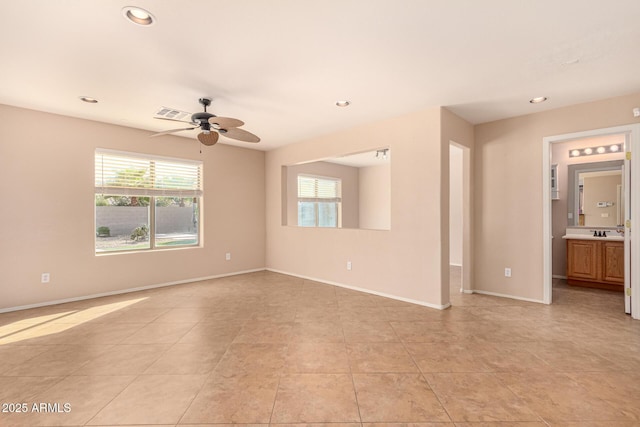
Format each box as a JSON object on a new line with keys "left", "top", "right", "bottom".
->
{"left": 376, "top": 149, "right": 389, "bottom": 160}
{"left": 335, "top": 100, "right": 350, "bottom": 107}
{"left": 122, "top": 6, "right": 155, "bottom": 26}
{"left": 529, "top": 96, "right": 548, "bottom": 104}
{"left": 569, "top": 144, "right": 622, "bottom": 157}
{"left": 79, "top": 96, "right": 98, "bottom": 103}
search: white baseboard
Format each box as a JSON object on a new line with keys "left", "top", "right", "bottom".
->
{"left": 469, "top": 289, "right": 545, "bottom": 304}
{"left": 0, "top": 268, "right": 266, "bottom": 314}
{"left": 552, "top": 274, "right": 567, "bottom": 280}
{"left": 449, "top": 263, "right": 462, "bottom": 267}
{"left": 266, "top": 268, "right": 451, "bottom": 310}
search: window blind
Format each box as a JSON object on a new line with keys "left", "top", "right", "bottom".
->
{"left": 95, "top": 150, "right": 203, "bottom": 197}
{"left": 297, "top": 175, "right": 341, "bottom": 202}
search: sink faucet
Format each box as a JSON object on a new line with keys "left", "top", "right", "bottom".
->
{"left": 617, "top": 228, "right": 625, "bottom": 236}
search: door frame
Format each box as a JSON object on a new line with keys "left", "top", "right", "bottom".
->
{"left": 450, "top": 141, "right": 473, "bottom": 293}
{"left": 542, "top": 124, "right": 639, "bottom": 319}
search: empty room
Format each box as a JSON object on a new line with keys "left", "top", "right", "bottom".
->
{"left": 1, "top": 1, "right": 640, "bottom": 426}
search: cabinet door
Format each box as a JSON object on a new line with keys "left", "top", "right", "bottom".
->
{"left": 567, "top": 240, "right": 599, "bottom": 280}
{"left": 602, "top": 241, "right": 624, "bottom": 284}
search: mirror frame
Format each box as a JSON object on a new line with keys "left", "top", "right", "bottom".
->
{"left": 567, "top": 160, "right": 623, "bottom": 227}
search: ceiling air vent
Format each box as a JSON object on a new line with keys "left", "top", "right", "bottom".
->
{"left": 154, "top": 107, "right": 192, "bottom": 122}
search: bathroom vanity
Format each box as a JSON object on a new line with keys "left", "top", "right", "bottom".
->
{"left": 563, "top": 232, "right": 624, "bottom": 291}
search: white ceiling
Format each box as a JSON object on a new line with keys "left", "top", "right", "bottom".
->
{"left": 1, "top": 1, "right": 640, "bottom": 151}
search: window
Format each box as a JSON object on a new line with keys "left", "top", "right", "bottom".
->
{"left": 297, "top": 175, "right": 341, "bottom": 227}
{"left": 95, "top": 149, "right": 202, "bottom": 253}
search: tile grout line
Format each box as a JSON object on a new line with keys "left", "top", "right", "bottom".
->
{"left": 342, "top": 320, "right": 364, "bottom": 425}
{"left": 394, "top": 319, "right": 455, "bottom": 424}
{"left": 174, "top": 318, "right": 236, "bottom": 426}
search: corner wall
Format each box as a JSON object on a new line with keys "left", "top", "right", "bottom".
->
{"left": 266, "top": 108, "right": 449, "bottom": 307}
{"left": 0, "top": 104, "right": 266, "bottom": 310}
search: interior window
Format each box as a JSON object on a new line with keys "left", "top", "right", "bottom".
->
{"left": 297, "top": 175, "right": 341, "bottom": 227}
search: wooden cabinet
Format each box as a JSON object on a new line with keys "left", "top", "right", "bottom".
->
{"left": 602, "top": 241, "right": 624, "bottom": 284}
{"left": 566, "top": 239, "right": 624, "bottom": 291}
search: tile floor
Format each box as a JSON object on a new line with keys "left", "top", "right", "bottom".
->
{"left": 0, "top": 268, "right": 639, "bottom": 426}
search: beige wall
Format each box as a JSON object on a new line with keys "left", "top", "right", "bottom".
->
{"left": 358, "top": 164, "right": 391, "bottom": 230}
{"left": 286, "top": 161, "right": 359, "bottom": 228}
{"left": 583, "top": 174, "right": 621, "bottom": 227}
{"left": 0, "top": 104, "right": 266, "bottom": 310}
{"left": 266, "top": 108, "right": 462, "bottom": 307}
{"left": 5, "top": 91, "right": 640, "bottom": 311}
{"left": 550, "top": 135, "right": 624, "bottom": 276}
{"left": 474, "top": 92, "right": 640, "bottom": 301}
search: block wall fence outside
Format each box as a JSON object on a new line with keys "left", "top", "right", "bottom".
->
{"left": 95, "top": 206, "right": 196, "bottom": 236}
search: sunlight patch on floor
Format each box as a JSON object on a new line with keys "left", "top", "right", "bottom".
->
{"left": 0, "top": 297, "right": 147, "bottom": 345}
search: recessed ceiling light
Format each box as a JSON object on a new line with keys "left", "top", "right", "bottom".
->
{"left": 335, "top": 100, "right": 350, "bottom": 107}
{"left": 122, "top": 6, "right": 155, "bottom": 26}
{"left": 529, "top": 96, "right": 548, "bottom": 104}
{"left": 79, "top": 96, "right": 98, "bottom": 103}
{"left": 561, "top": 58, "right": 580, "bottom": 66}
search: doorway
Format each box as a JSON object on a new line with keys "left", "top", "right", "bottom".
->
{"left": 542, "top": 124, "right": 640, "bottom": 319}
{"left": 550, "top": 135, "right": 626, "bottom": 310}
{"left": 449, "top": 142, "right": 472, "bottom": 297}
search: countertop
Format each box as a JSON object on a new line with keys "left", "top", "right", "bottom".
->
{"left": 562, "top": 234, "right": 624, "bottom": 241}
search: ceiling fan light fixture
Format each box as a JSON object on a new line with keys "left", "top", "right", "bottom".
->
{"left": 150, "top": 97, "right": 260, "bottom": 144}
{"left": 198, "top": 131, "right": 219, "bottom": 146}
{"left": 122, "top": 6, "right": 155, "bottom": 26}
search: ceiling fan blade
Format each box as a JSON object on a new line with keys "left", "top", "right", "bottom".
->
{"left": 150, "top": 127, "right": 197, "bottom": 137}
{"left": 219, "top": 127, "right": 260, "bottom": 143}
{"left": 154, "top": 117, "right": 197, "bottom": 125}
{"left": 197, "top": 131, "right": 219, "bottom": 146}
{"left": 209, "top": 116, "right": 244, "bottom": 128}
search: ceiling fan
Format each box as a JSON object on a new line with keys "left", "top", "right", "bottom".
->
{"left": 150, "top": 97, "right": 260, "bottom": 146}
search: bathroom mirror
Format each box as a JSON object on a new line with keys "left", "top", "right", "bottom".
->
{"left": 282, "top": 148, "right": 391, "bottom": 230}
{"left": 567, "top": 160, "right": 624, "bottom": 227}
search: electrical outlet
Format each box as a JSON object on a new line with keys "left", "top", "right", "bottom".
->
{"left": 346, "top": 261, "right": 352, "bottom": 271}
{"left": 225, "top": 252, "right": 231, "bottom": 261}
{"left": 41, "top": 273, "right": 50, "bottom": 283}
{"left": 504, "top": 268, "right": 511, "bottom": 278}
